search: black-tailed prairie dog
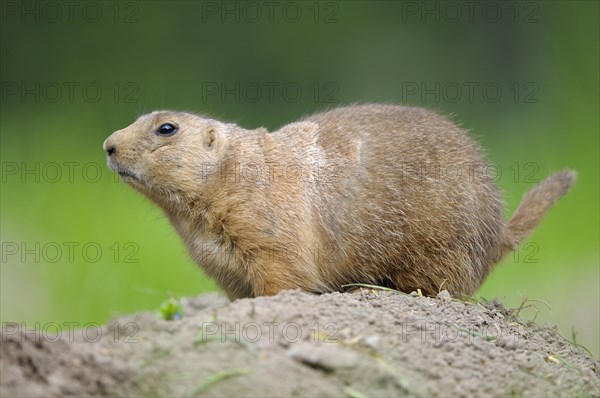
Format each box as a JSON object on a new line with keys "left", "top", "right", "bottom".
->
{"left": 103, "top": 104, "right": 575, "bottom": 299}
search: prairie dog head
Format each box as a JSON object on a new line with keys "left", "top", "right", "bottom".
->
{"left": 103, "top": 111, "right": 229, "bottom": 204}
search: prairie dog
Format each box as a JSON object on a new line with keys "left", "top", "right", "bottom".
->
{"left": 103, "top": 104, "right": 575, "bottom": 299}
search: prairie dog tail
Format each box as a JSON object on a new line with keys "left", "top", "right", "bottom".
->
{"left": 500, "top": 170, "right": 576, "bottom": 260}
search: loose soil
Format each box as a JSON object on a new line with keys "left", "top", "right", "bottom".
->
{"left": 1, "top": 289, "right": 598, "bottom": 397}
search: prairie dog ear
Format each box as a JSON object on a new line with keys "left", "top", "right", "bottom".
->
{"left": 203, "top": 128, "right": 226, "bottom": 151}
{"left": 275, "top": 121, "right": 319, "bottom": 137}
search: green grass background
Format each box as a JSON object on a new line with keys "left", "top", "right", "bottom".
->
{"left": 1, "top": 1, "right": 598, "bottom": 357}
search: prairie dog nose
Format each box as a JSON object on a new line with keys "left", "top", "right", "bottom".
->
{"left": 103, "top": 138, "right": 116, "bottom": 156}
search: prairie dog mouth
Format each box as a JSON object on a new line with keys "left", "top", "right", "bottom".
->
{"left": 107, "top": 158, "right": 140, "bottom": 182}
{"left": 117, "top": 168, "right": 139, "bottom": 181}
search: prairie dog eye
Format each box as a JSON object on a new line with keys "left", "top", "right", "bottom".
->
{"left": 156, "top": 123, "right": 178, "bottom": 136}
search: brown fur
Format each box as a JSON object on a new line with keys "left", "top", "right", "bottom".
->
{"left": 103, "top": 104, "right": 576, "bottom": 299}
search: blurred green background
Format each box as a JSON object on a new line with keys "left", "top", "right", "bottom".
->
{"left": 1, "top": 1, "right": 598, "bottom": 357}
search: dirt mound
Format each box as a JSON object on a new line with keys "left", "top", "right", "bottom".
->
{"left": 1, "top": 290, "right": 598, "bottom": 397}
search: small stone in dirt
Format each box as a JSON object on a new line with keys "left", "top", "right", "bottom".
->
{"left": 288, "top": 342, "right": 360, "bottom": 372}
{"left": 436, "top": 290, "right": 451, "bottom": 300}
{"left": 364, "top": 335, "right": 381, "bottom": 349}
